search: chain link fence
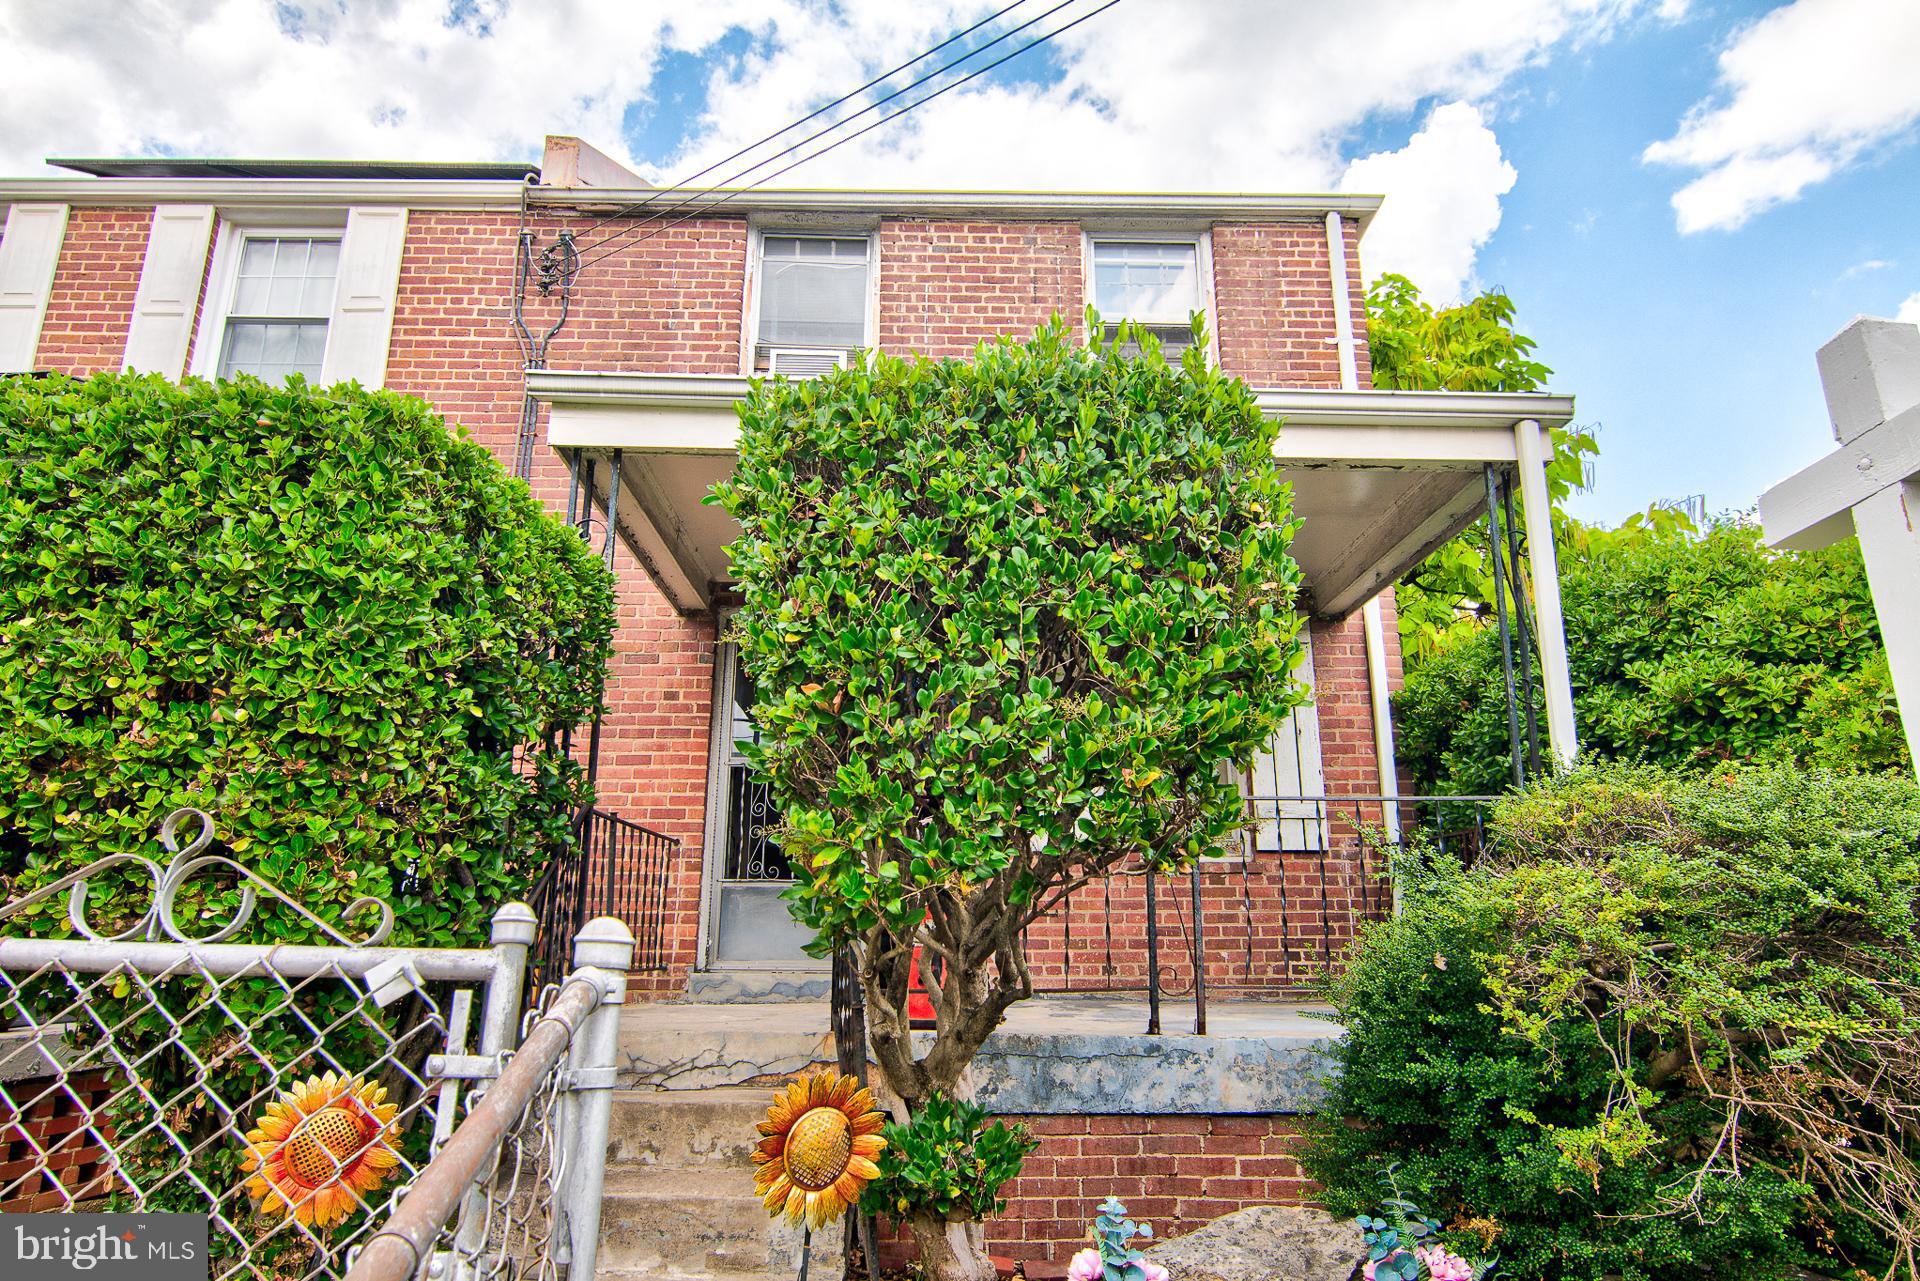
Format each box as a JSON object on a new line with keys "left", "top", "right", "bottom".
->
{"left": 0, "top": 808, "right": 628, "bottom": 1281}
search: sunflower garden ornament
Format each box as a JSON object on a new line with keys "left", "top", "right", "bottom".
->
{"left": 752, "top": 1070, "right": 886, "bottom": 1228}
{"left": 241, "top": 1071, "right": 402, "bottom": 1227}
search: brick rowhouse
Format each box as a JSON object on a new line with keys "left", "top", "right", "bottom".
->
{"left": 3, "top": 153, "right": 1551, "bottom": 1258}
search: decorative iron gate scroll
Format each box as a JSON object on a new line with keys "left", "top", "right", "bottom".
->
{"left": 0, "top": 807, "right": 627, "bottom": 1281}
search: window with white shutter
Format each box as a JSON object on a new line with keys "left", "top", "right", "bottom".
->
{"left": 214, "top": 235, "right": 340, "bottom": 382}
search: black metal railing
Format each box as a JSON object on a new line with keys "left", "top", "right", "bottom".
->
{"left": 527, "top": 806, "right": 677, "bottom": 994}
{"left": 1024, "top": 793, "right": 1500, "bottom": 1033}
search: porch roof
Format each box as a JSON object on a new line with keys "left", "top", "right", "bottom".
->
{"left": 527, "top": 370, "right": 1574, "bottom": 620}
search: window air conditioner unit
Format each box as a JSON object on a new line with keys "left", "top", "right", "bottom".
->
{"left": 765, "top": 348, "right": 846, "bottom": 379}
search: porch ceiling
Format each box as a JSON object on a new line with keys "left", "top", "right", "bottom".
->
{"left": 529, "top": 371, "right": 1574, "bottom": 620}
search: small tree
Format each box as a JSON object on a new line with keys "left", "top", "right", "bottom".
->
{"left": 715, "top": 318, "right": 1304, "bottom": 1280}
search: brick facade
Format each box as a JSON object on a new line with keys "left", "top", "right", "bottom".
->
{"left": 18, "top": 195, "right": 1393, "bottom": 999}
{"left": 33, "top": 208, "right": 149, "bottom": 375}
{"left": 0, "top": 1069, "right": 120, "bottom": 1212}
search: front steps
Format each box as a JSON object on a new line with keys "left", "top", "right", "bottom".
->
{"left": 596, "top": 1086, "right": 844, "bottom": 1281}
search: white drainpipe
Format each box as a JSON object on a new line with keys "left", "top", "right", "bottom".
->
{"left": 1324, "top": 211, "right": 1406, "bottom": 879}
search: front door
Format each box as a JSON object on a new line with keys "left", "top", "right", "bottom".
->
{"left": 702, "top": 640, "right": 819, "bottom": 967}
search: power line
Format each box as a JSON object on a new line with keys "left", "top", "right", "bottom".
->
{"left": 564, "top": 1, "right": 1031, "bottom": 244}
{"left": 567, "top": 0, "right": 1122, "bottom": 278}
{"left": 565, "top": 0, "right": 1089, "bottom": 265}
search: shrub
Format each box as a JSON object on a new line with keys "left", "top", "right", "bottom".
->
{"left": 860, "top": 1092, "right": 1036, "bottom": 1225}
{"left": 1394, "top": 522, "right": 1906, "bottom": 794}
{"left": 0, "top": 370, "right": 614, "bottom": 926}
{"left": 0, "top": 371, "right": 613, "bottom": 1258}
{"left": 1303, "top": 762, "right": 1920, "bottom": 1280}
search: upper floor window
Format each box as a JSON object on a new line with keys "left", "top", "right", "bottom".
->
{"left": 216, "top": 235, "right": 339, "bottom": 382}
{"left": 751, "top": 234, "right": 871, "bottom": 375}
{"left": 1088, "top": 236, "right": 1208, "bottom": 355}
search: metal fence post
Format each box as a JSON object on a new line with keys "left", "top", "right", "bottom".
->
{"left": 479, "top": 902, "right": 537, "bottom": 1056}
{"left": 558, "top": 915, "right": 633, "bottom": 1281}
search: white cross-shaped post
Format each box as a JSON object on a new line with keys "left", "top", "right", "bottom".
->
{"left": 1760, "top": 316, "right": 1920, "bottom": 776}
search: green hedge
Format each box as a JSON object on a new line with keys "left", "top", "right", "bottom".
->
{"left": 0, "top": 371, "right": 615, "bottom": 940}
{"left": 1395, "top": 523, "right": 1906, "bottom": 795}
{"left": 1304, "top": 763, "right": 1920, "bottom": 1279}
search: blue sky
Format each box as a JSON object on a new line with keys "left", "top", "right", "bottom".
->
{"left": 2, "top": 0, "right": 1916, "bottom": 526}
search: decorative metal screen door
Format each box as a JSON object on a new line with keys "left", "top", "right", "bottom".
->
{"left": 703, "top": 640, "right": 818, "bottom": 967}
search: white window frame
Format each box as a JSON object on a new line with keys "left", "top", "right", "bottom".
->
{"left": 189, "top": 215, "right": 347, "bottom": 382}
{"left": 1230, "top": 622, "right": 1327, "bottom": 858}
{"left": 740, "top": 224, "right": 880, "bottom": 376}
{"left": 1082, "top": 229, "right": 1217, "bottom": 362}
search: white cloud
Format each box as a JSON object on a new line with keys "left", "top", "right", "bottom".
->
{"left": 1897, "top": 292, "right": 1920, "bottom": 327}
{"left": 0, "top": 0, "right": 1682, "bottom": 299}
{"left": 1644, "top": 0, "right": 1920, "bottom": 233}
{"left": 1339, "top": 103, "right": 1517, "bottom": 303}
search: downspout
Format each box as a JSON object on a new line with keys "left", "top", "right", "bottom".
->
{"left": 1325, "top": 212, "right": 1406, "bottom": 893}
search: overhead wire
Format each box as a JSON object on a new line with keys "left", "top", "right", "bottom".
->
{"left": 565, "top": 0, "right": 1123, "bottom": 278}
{"left": 562, "top": 0, "right": 1032, "bottom": 245}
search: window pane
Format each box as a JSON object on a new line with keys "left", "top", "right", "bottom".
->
{"left": 219, "top": 320, "right": 327, "bottom": 383}
{"left": 228, "top": 235, "right": 339, "bottom": 319}
{"left": 757, "top": 237, "right": 869, "bottom": 348}
{"left": 1092, "top": 241, "right": 1199, "bottom": 325}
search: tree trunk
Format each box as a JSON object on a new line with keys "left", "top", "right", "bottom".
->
{"left": 907, "top": 1214, "right": 996, "bottom": 1281}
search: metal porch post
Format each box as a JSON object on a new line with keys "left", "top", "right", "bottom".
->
{"left": 1484, "top": 465, "right": 1525, "bottom": 788}
{"left": 1512, "top": 419, "right": 1580, "bottom": 768}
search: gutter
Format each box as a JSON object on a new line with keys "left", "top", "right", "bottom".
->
{"left": 0, "top": 177, "right": 530, "bottom": 211}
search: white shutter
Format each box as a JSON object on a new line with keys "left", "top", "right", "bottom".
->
{"left": 1243, "top": 625, "right": 1326, "bottom": 852}
{"left": 318, "top": 207, "right": 408, "bottom": 388}
{"left": 0, "top": 203, "right": 69, "bottom": 372}
{"left": 122, "top": 205, "right": 214, "bottom": 377}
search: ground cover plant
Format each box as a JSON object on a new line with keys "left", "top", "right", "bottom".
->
{"left": 715, "top": 314, "right": 1306, "bottom": 1280}
{"left": 1305, "top": 762, "right": 1920, "bottom": 1279}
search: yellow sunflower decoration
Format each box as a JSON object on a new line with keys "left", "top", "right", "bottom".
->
{"left": 240, "top": 1071, "right": 402, "bottom": 1227}
{"left": 752, "top": 1070, "right": 887, "bottom": 1228}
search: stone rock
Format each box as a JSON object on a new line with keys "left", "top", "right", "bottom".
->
{"left": 1144, "top": 1205, "right": 1362, "bottom": 1281}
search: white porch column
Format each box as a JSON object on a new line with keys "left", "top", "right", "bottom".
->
{"left": 1513, "top": 417, "right": 1579, "bottom": 768}
{"left": 1762, "top": 317, "right": 1920, "bottom": 776}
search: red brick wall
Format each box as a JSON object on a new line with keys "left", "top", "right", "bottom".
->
{"left": 382, "top": 210, "right": 733, "bottom": 992}
{"left": 1212, "top": 220, "right": 1350, "bottom": 389}
{"left": 1021, "top": 610, "right": 1398, "bottom": 996}
{"left": 878, "top": 220, "right": 1083, "bottom": 357}
{"left": 33, "top": 208, "right": 149, "bottom": 375}
{"left": 1, "top": 1069, "right": 120, "bottom": 1211}
{"left": 864, "top": 1114, "right": 1306, "bottom": 1263}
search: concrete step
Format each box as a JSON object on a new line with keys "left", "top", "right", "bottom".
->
{"left": 596, "top": 1085, "right": 845, "bottom": 1280}
{"left": 597, "top": 1167, "right": 840, "bottom": 1278}
{"left": 605, "top": 1087, "right": 769, "bottom": 1171}
{"left": 618, "top": 1000, "right": 835, "bottom": 1090}
{"left": 684, "top": 970, "right": 833, "bottom": 1003}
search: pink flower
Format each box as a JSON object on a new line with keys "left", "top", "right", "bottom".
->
{"left": 1067, "top": 1249, "right": 1104, "bottom": 1281}
{"left": 1137, "top": 1263, "right": 1169, "bottom": 1281}
{"left": 1415, "top": 1245, "right": 1475, "bottom": 1281}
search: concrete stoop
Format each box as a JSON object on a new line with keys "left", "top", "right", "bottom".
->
{"left": 595, "top": 1086, "right": 844, "bottom": 1281}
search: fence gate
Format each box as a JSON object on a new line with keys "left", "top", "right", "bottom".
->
{"left": 0, "top": 808, "right": 628, "bottom": 1281}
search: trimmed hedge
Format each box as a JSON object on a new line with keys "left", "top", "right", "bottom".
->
{"left": 0, "top": 371, "right": 615, "bottom": 941}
